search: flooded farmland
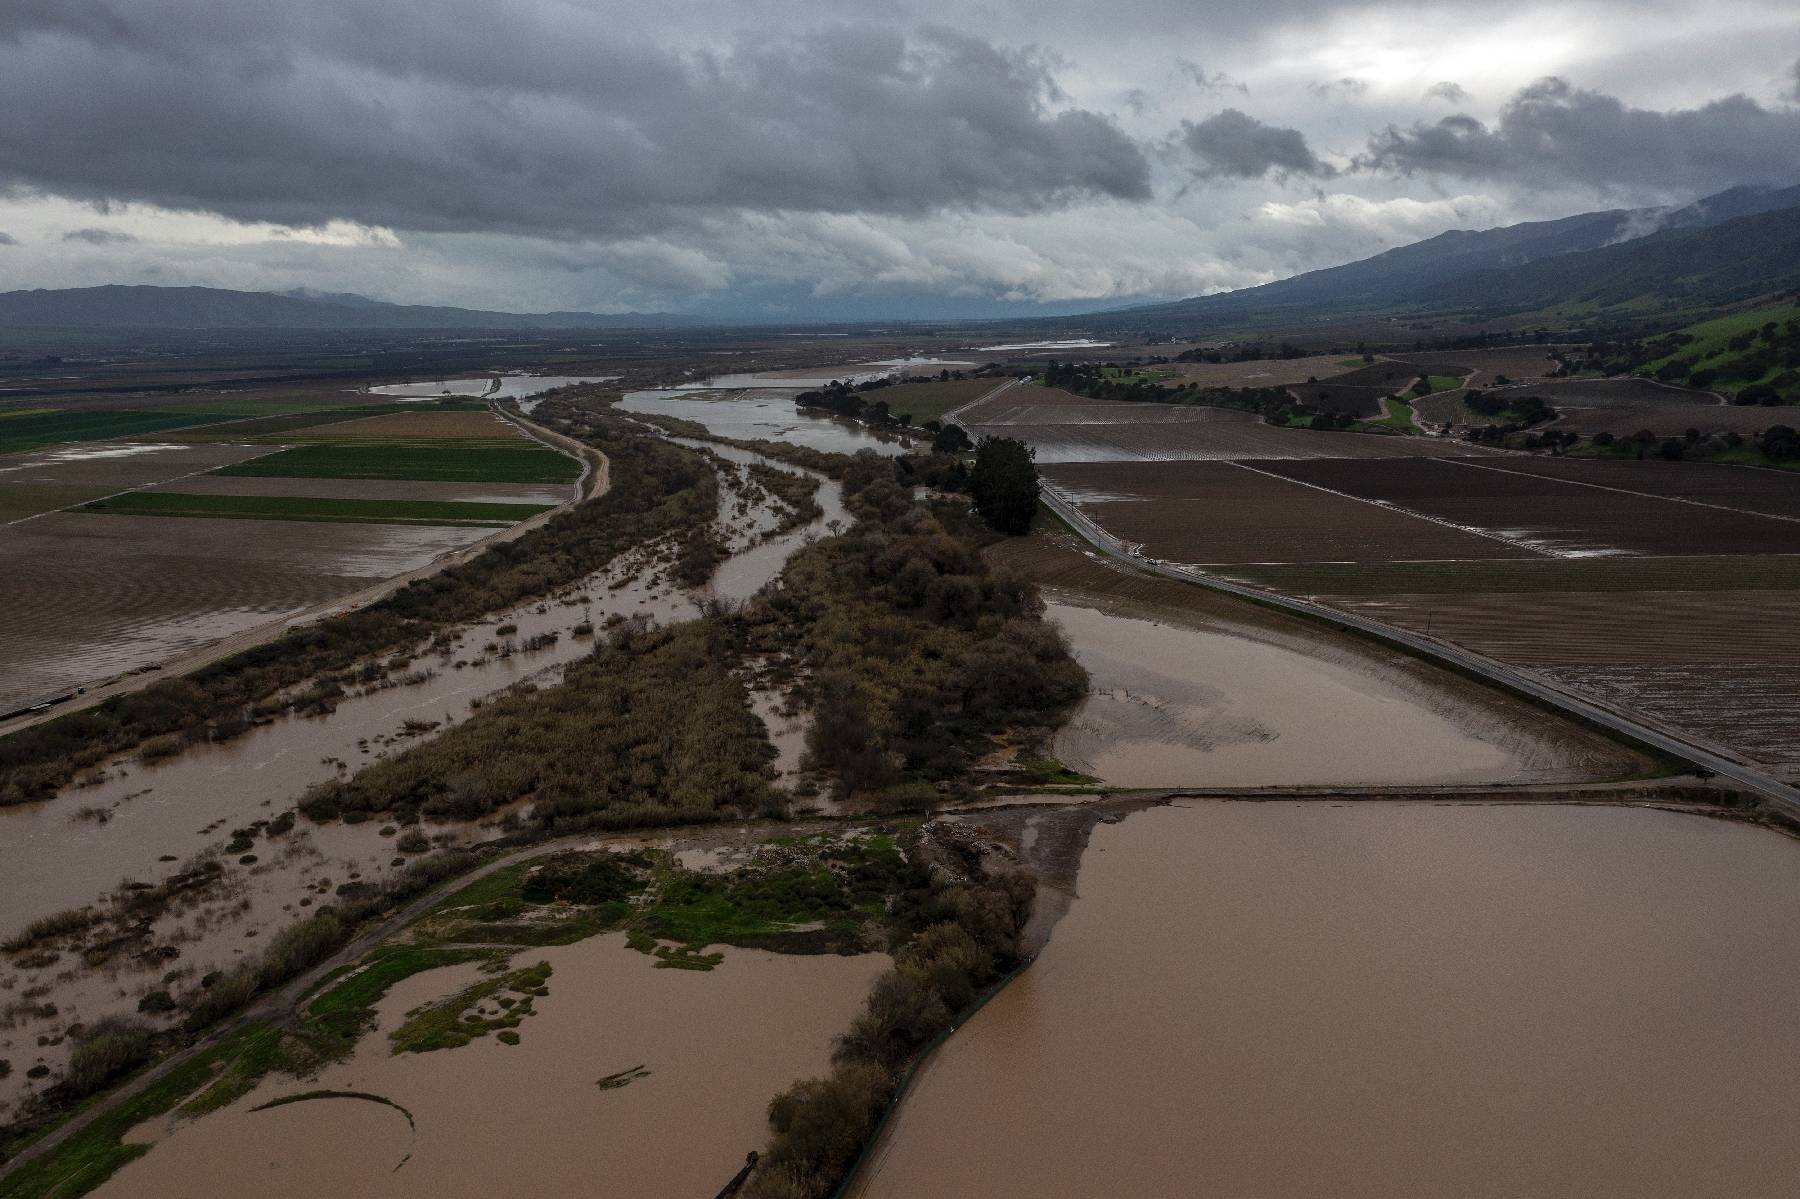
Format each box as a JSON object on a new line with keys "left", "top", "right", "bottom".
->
{"left": 619, "top": 388, "right": 911, "bottom": 456}
{"left": 852, "top": 801, "right": 1800, "bottom": 1199}
{"left": 97, "top": 936, "right": 883, "bottom": 1199}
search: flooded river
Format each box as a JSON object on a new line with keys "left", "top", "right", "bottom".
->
{"left": 1048, "top": 600, "right": 1521, "bottom": 787}
{"left": 99, "top": 935, "right": 883, "bottom": 1199}
{"left": 852, "top": 801, "right": 1800, "bottom": 1198}
{"left": 620, "top": 389, "right": 911, "bottom": 456}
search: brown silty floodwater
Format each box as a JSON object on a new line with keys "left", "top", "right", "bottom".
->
{"left": 1047, "top": 595, "right": 1613, "bottom": 788}
{"left": 0, "top": 449, "right": 842, "bottom": 1115}
{"left": 852, "top": 801, "right": 1800, "bottom": 1199}
{"left": 99, "top": 935, "right": 883, "bottom": 1199}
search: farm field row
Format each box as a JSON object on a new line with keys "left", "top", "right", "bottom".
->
{"left": 0, "top": 393, "right": 580, "bottom": 713}
{"left": 1045, "top": 435, "right": 1800, "bottom": 777}
{"left": 963, "top": 386, "right": 1485, "bottom": 463}
{"left": 214, "top": 440, "right": 578, "bottom": 483}
{"left": 1252, "top": 456, "right": 1800, "bottom": 557}
{"left": 81, "top": 490, "right": 552, "bottom": 527}
{"left": 1318, "top": 589, "right": 1800, "bottom": 778}
{"left": 0, "top": 512, "right": 491, "bottom": 713}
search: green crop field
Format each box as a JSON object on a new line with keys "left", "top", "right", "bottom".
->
{"left": 0, "top": 409, "right": 237, "bottom": 455}
{"left": 211, "top": 442, "right": 580, "bottom": 484}
{"left": 869, "top": 378, "right": 999, "bottom": 423}
{"left": 82, "top": 491, "right": 552, "bottom": 526}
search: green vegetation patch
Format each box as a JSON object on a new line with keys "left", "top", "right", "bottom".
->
{"left": 1366, "top": 396, "right": 1421, "bottom": 432}
{"left": 1641, "top": 301, "right": 1800, "bottom": 398}
{"left": 213, "top": 442, "right": 579, "bottom": 484}
{"left": 0, "top": 409, "right": 232, "bottom": 455}
{"left": 304, "top": 945, "right": 504, "bottom": 1051}
{"left": 0, "top": 1024, "right": 282, "bottom": 1199}
{"left": 390, "top": 961, "right": 552, "bottom": 1053}
{"left": 82, "top": 491, "right": 551, "bottom": 527}
{"left": 863, "top": 378, "right": 997, "bottom": 423}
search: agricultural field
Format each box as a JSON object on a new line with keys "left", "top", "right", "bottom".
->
{"left": 1402, "top": 345, "right": 1563, "bottom": 386}
{"left": 1047, "top": 432, "right": 1800, "bottom": 779}
{"left": 80, "top": 491, "right": 551, "bottom": 527}
{"left": 0, "top": 512, "right": 490, "bottom": 714}
{"left": 0, "top": 389, "right": 580, "bottom": 713}
{"left": 1043, "top": 461, "right": 1536, "bottom": 562}
{"left": 861, "top": 377, "right": 998, "bottom": 423}
{"left": 1164, "top": 354, "right": 1353, "bottom": 388}
{"left": 1477, "top": 455, "right": 1800, "bottom": 519}
{"left": 1253, "top": 456, "right": 1800, "bottom": 556}
{"left": 960, "top": 385, "right": 1486, "bottom": 463}
{"left": 0, "top": 387, "right": 406, "bottom": 454}
{"left": 1285, "top": 382, "right": 1389, "bottom": 418}
{"left": 1524, "top": 378, "right": 1776, "bottom": 435}
{"left": 214, "top": 441, "right": 578, "bottom": 483}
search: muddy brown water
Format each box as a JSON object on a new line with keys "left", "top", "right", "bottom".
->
{"left": 852, "top": 801, "right": 1800, "bottom": 1198}
{"left": 1050, "top": 600, "right": 1545, "bottom": 788}
{"left": 98, "top": 936, "right": 883, "bottom": 1199}
{"left": 0, "top": 446, "right": 842, "bottom": 1115}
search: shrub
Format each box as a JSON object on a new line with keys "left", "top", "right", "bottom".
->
{"left": 65, "top": 1018, "right": 154, "bottom": 1097}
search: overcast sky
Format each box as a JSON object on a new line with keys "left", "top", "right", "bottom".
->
{"left": 0, "top": 0, "right": 1796, "bottom": 320}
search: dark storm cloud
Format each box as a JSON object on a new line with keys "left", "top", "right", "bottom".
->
{"left": 1360, "top": 77, "right": 1800, "bottom": 189}
{"left": 0, "top": 7, "right": 1149, "bottom": 237}
{"left": 0, "top": 232, "right": 18, "bottom": 246}
{"left": 61, "top": 227, "right": 137, "bottom": 244}
{"left": 1179, "top": 109, "right": 1335, "bottom": 179}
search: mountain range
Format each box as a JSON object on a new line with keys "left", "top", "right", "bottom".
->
{"left": 1086, "top": 183, "right": 1800, "bottom": 334}
{"left": 0, "top": 285, "right": 695, "bottom": 331}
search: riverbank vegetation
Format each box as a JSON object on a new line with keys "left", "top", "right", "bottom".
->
{"left": 297, "top": 617, "right": 774, "bottom": 828}
{"left": 746, "top": 449, "right": 1086, "bottom": 805}
{"left": 0, "top": 400, "right": 718, "bottom": 805}
{"left": 747, "top": 830, "right": 1035, "bottom": 1199}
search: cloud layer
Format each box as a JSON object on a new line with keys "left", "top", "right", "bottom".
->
{"left": 0, "top": 11, "right": 1147, "bottom": 238}
{"left": 1361, "top": 77, "right": 1800, "bottom": 190}
{"left": 1, "top": 1, "right": 1796, "bottom": 317}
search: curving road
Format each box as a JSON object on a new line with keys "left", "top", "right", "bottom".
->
{"left": 1034, "top": 483, "right": 1800, "bottom": 818}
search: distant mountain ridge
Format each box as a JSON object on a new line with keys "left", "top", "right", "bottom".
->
{"left": 1088, "top": 183, "right": 1800, "bottom": 332}
{"left": 0, "top": 285, "right": 695, "bottom": 330}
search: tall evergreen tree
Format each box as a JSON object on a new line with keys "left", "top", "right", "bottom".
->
{"left": 970, "top": 436, "right": 1038, "bottom": 534}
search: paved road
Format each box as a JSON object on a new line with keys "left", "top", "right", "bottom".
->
{"left": 1034, "top": 483, "right": 1800, "bottom": 818}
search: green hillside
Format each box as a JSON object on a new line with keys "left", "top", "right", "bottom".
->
{"left": 1639, "top": 301, "right": 1800, "bottom": 401}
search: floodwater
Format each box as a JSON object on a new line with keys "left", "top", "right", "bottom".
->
{"left": 100, "top": 935, "right": 883, "bottom": 1199}
{"left": 368, "top": 375, "right": 617, "bottom": 400}
{"left": 852, "top": 801, "right": 1800, "bottom": 1199}
{"left": 0, "top": 443, "right": 845, "bottom": 1114}
{"left": 0, "top": 446, "right": 840, "bottom": 930}
{"left": 619, "top": 388, "right": 909, "bottom": 456}
{"left": 1047, "top": 600, "right": 1521, "bottom": 787}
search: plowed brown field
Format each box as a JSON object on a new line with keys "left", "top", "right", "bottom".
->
{"left": 1254, "top": 457, "right": 1800, "bottom": 556}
